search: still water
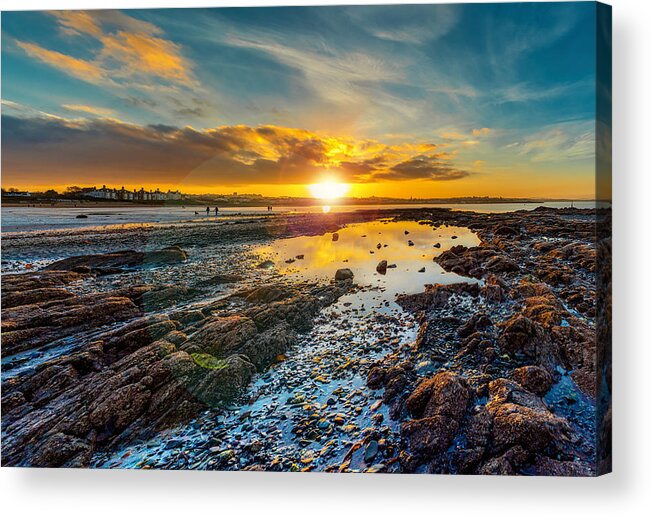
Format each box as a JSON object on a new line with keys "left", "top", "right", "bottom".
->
{"left": 254, "top": 219, "right": 481, "bottom": 310}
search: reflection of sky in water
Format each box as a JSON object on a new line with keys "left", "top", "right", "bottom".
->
{"left": 255, "top": 220, "right": 481, "bottom": 311}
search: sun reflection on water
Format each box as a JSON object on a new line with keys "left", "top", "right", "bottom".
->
{"left": 254, "top": 219, "right": 481, "bottom": 298}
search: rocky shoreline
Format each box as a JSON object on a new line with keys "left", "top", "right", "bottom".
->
{"left": 0, "top": 207, "right": 611, "bottom": 474}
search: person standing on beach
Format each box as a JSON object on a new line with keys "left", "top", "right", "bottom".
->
{"left": 206, "top": 206, "right": 210, "bottom": 216}
{"left": 215, "top": 206, "right": 219, "bottom": 216}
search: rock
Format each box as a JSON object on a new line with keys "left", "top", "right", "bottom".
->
{"left": 405, "top": 371, "right": 469, "bottom": 420}
{"left": 256, "top": 260, "right": 274, "bottom": 269}
{"left": 396, "top": 282, "right": 480, "bottom": 312}
{"left": 376, "top": 260, "right": 388, "bottom": 274}
{"left": 403, "top": 416, "right": 461, "bottom": 457}
{"left": 44, "top": 246, "right": 188, "bottom": 271}
{"left": 433, "top": 243, "right": 441, "bottom": 248}
{"left": 332, "top": 233, "right": 339, "bottom": 242}
{"left": 402, "top": 372, "right": 469, "bottom": 458}
{"left": 435, "top": 245, "right": 517, "bottom": 278}
{"left": 183, "top": 316, "right": 257, "bottom": 357}
{"left": 364, "top": 440, "right": 379, "bottom": 463}
{"left": 486, "top": 379, "right": 571, "bottom": 453}
{"left": 204, "top": 274, "right": 242, "bottom": 285}
{"left": 408, "top": 240, "right": 414, "bottom": 246}
{"left": 240, "top": 285, "right": 293, "bottom": 304}
{"left": 513, "top": 366, "right": 553, "bottom": 395}
{"left": 75, "top": 214, "right": 88, "bottom": 219}
{"left": 2, "top": 287, "right": 74, "bottom": 309}
{"left": 418, "top": 267, "right": 426, "bottom": 273}
{"left": 335, "top": 268, "right": 354, "bottom": 281}
{"left": 1, "top": 270, "right": 86, "bottom": 292}
{"left": 1, "top": 294, "right": 141, "bottom": 357}
{"left": 494, "top": 225, "right": 519, "bottom": 236}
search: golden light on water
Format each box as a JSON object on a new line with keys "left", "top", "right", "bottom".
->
{"left": 307, "top": 181, "right": 350, "bottom": 200}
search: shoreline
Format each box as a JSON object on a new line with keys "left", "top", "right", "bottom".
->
{"left": 1, "top": 198, "right": 604, "bottom": 209}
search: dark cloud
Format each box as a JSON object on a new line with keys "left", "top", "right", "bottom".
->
{"left": 1, "top": 115, "right": 470, "bottom": 187}
{"left": 382, "top": 155, "right": 469, "bottom": 181}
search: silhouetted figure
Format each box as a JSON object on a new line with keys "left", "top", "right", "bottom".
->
{"left": 206, "top": 206, "right": 210, "bottom": 215}
{"left": 215, "top": 207, "right": 219, "bottom": 215}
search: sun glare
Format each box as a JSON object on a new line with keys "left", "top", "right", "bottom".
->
{"left": 308, "top": 181, "right": 350, "bottom": 200}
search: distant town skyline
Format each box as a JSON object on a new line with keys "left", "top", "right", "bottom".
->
{"left": 2, "top": 4, "right": 610, "bottom": 200}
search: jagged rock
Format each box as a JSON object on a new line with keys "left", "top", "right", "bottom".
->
{"left": 1, "top": 270, "right": 87, "bottom": 292}
{"left": 396, "top": 282, "right": 480, "bottom": 312}
{"left": 405, "top": 371, "right": 469, "bottom": 420}
{"left": 402, "top": 372, "right": 469, "bottom": 457}
{"left": 486, "top": 379, "right": 571, "bottom": 453}
{"left": 182, "top": 316, "right": 258, "bottom": 357}
{"left": 2, "top": 287, "right": 74, "bottom": 309}
{"left": 513, "top": 365, "right": 553, "bottom": 396}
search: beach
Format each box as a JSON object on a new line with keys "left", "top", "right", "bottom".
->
{"left": 1, "top": 206, "right": 611, "bottom": 474}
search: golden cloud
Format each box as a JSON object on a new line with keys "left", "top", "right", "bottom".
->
{"left": 51, "top": 11, "right": 103, "bottom": 37}
{"left": 16, "top": 11, "right": 195, "bottom": 90}
{"left": 15, "top": 41, "right": 106, "bottom": 83}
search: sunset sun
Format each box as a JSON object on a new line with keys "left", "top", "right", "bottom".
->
{"left": 307, "top": 181, "right": 350, "bottom": 200}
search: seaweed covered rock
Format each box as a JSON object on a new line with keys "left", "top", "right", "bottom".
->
{"left": 402, "top": 372, "right": 469, "bottom": 458}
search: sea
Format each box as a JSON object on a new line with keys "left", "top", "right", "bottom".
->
{"left": 0, "top": 201, "right": 606, "bottom": 234}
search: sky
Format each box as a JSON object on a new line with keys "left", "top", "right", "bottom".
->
{"left": 1, "top": 3, "right": 609, "bottom": 199}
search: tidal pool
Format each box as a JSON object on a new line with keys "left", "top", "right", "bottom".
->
{"left": 254, "top": 219, "right": 481, "bottom": 310}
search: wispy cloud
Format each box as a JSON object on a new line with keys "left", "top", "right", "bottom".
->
{"left": 345, "top": 4, "right": 459, "bottom": 44}
{"left": 62, "top": 104, "right": 115, "bottom": 116}
{"left": 506, "top": 122, "right": 595, "bottom": 163}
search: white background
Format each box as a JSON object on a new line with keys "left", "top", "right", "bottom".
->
{"left": 1, "top": 0, "right": 649, "bottom": 514}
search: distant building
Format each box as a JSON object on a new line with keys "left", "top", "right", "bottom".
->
{"left": 83, "top": 185, "right": 184, "bottom": 202}
{"left": 3, "top": 190, "right": 32, "bottom": 197}
{"left": 84, "top": 185, "right": 115, "bottom": 200}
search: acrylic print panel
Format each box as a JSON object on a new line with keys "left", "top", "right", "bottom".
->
{"left": 0, "top": 2, "right": 611, "bottom": 475}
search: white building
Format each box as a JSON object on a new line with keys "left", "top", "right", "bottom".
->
{"left": 84, "top": 185, "right": 184, "bottom": 201}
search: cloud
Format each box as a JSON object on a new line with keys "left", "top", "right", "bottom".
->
{"left": 2, "top": 114, "right": 471, "bottom": 187}
{"left": 51, "top": 11, "right": 103, "bottom": 37}
{"left": 62, "top": 104, "right": 115, "bottom": 116}
{"left": 15, "top": 41, "right": 106, "bottom": 83}
{"left": 346, "top": 5, "right": 459, "bottom": 44}
{"left": 16, "top": 10, "right": 195, "bottom": 90}
{"left": 379, "top": 155, "right": 469, "bottom": 181}
{"left": 506, "top": 122, "right": 595, "bottom": 162}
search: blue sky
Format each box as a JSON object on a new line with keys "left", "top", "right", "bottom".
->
{"left": 1, "top": 3, "right": 606, "bottom": 198}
